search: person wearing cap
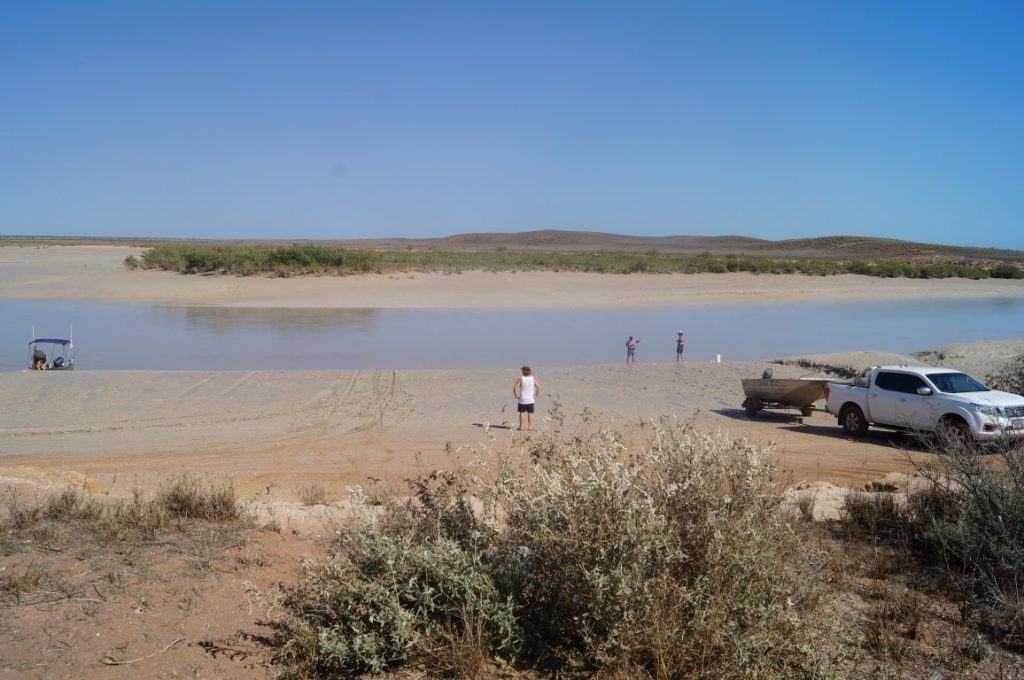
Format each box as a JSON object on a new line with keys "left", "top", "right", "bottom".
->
{"left": 676, "top": 331, "right": 686, "bottom": 362}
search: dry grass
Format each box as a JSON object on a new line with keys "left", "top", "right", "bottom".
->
{"left": 297, "top": 481, "right": 330, "bottom": 507}
{"left": 0, "top": 476, "right": 322, "bottom": 680}
{"left": 157, "top": 475, "right": 239, "bottom": 521}
{"left": 0, "top": 475, "right": 248, "bottom": 606}
{"left": 797, "top": 492, "right": 817, "bottom": 522}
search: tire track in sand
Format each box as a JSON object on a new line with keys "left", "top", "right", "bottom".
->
{"left": 351, "top": 370, "right": 412, "bottom": 434}
{"left": 291, "top": 370, "right": 364, "bottom": 437}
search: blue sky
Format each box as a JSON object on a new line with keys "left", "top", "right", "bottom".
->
{"left": 2, "top": 1, "right": 1022, "bottom": 248}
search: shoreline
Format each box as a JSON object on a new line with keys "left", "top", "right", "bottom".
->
{"left": 2, "top": 245, "right": 1023, "bottom": 309}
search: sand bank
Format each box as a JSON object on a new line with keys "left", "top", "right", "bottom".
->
{"left": 2, "top": 245, "right": 1023, "bottom": 308}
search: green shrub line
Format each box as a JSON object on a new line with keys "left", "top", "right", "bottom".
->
{"left": 126, "top": 243, "right": 1024, "bottom": 279}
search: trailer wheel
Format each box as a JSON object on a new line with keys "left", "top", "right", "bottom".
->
{"left": 839, "top": 404, "right": 868, "bottom": 436}
{"left": 800, "top": 406, "right": 814, "bottom": 417}
{"left": 743, "top": 397, "right": 762, "bottom": 417}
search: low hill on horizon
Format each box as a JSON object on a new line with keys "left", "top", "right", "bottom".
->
{"left": 3, "top": 230, "right": 1022, "bottom": 263}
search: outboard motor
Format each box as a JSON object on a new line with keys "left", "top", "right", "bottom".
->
{"left": 762, "top": 367, "right": 773, "bottom": 379}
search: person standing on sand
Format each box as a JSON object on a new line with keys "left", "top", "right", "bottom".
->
{"left": 625, "top": 336, "right": 640, "bottom": 365}
{"left": 513, "top": 365, "right": 541, "bottom": 431}
{"left": 676, "top": 330, "right": 685, "bottom": 362}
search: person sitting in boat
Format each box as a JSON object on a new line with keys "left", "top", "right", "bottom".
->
{"left": 33, "top": 348, "right": 47, "bottom": 370}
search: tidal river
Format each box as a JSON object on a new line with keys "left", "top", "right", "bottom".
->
{"left": 2, "top": 297, "right": 1022, "bottom": 372}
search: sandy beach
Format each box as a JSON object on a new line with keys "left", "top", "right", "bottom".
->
{"left": 2, "top": 246, "right": 1023, "bottom": 498}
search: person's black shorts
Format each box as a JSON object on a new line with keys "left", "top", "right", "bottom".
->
{"left": 517, "top": 403, "right": 535, "bottom": 413}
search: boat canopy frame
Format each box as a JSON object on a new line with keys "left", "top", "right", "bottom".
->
{"left": 28, "top": 327, "right": 75, "bottom": 370}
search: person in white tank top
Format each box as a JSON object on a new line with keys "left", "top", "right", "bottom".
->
{"left": 513, "top": 365, "right": 542, "bottom": 431}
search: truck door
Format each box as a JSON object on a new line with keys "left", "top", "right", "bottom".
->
{"left": 868, "top": 371, "right": 905, "bottom": 425}
{"left": 895, "top": 374, "right": 940, "bottom": 432}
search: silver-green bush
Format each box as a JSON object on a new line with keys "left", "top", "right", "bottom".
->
{"left": 267, "top": 423, "right": 822, "bottom": 678}
{"left": 495, "top": 427, "right": 816, "bottom": 677}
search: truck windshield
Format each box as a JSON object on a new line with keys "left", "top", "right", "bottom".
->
{"left": 926, "top": 372, "right": 989, "bottom": 394}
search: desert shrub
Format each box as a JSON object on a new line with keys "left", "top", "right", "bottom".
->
{"left": 797, "top": 493, "right": 817, "bottom": 522}
{"left": 838, "top": 440, "right": 1024, "bottom": 649}
{"left": 278, "top": 538, "right": 520, "bottom": 676}
{"left": 990, "top": 263, "right": 1023, "bottom": 279}
{"left": 3, "top": 493, "right": 42, "bottom": 531}
{"left": 872, "top": 262, "right": 904, "bottom": 278}
{"left": 267, "top": 424, "right": 823, "bottom": 678}
{"left": 275, "top": 557, "right": 420, "bottom": 675}
{"left": 838, "top": 491, "right": 908, "bottom": 543}
{"left": 847, "top": 260, "right": 873, "bottom": 275}
{"left": 986, "top": 354, "right": 1024, "bottom": 395}
{"left": 269, "top": 479, "right": 517, "bottom": 677}
{"left": 44, "top": 487, "right": 104, "bottom": 522}
{"left": 297, "top": 481, "right": 329, "bottom": 506}
{"left": 914, "top": 443, "right": 1024, "bottom": 646}
{"left": 401, "top": 468, "right": 492, "bottom": 552}
{"left": 496, "top": 427, "right": 815, "bottom": 676}
{"left": 157, "top": 475, "right": 238, "bottom": 521}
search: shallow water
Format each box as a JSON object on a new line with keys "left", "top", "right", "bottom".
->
{"left": 3, "top": 297, "right": 1022, "bottom": 372}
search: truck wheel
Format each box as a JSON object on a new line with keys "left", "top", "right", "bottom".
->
{"left": 839, "top": 405, "right": 868, "bottom": 436}
{"left": 936, "top": 417, "right": 971, "bottom": 449}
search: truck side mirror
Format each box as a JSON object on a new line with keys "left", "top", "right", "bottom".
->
{"left": 916, "top": 387, "right": 933, "bottom": 396}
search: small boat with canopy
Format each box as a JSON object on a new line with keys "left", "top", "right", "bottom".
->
{"left": 28, "top": 327, "right": 75, "bottom": 371}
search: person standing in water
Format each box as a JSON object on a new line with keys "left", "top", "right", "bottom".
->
{"left": 625, "top": 336, "right": 640, "bottom": 365}
{"left": 513, "top": 365, "right": 541, "bottom": 431}
{"left": 676, "top": 330, "right": 685, "bottom": 362}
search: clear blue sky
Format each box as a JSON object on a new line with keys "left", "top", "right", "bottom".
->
{"left": 2, "top": 1, "right": 1022, "bottom": 248}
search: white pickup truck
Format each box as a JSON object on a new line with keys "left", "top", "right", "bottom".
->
{"left": 824, "top": 365, "right": 1024, "bottom": 441}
